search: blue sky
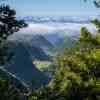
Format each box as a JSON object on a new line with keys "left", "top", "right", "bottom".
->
{"left": 4, "top": 0, "right": 100, "bottom": 16}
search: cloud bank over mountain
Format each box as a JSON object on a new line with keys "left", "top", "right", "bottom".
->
{"left": 19, "top": 22, "right": 96, "bottom": 35}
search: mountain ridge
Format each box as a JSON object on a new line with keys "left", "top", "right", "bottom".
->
{"left": 17, "top": 16, "right": 99, "bottom": 23}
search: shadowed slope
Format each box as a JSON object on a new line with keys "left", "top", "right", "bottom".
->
{"left": 5, "top": 42, "right": 50, "bottom": 89}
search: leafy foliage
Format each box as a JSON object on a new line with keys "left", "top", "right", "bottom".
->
{"left": 29, "top": 21, "right": 100, "bottom": 100}
{"left": 0, "top": 3, "right": 28, "bottom": 100}
{"left": 0, "top": 79, "right": 24, "bottom": 100}
{"left": 93, "top": 0, "right": 100, "bottom": 7}
{"left": 0, "top": 4, "right": 27, "bottom": 65}
{"left": 84, "top": 0, "right": 100, "bottom": 7}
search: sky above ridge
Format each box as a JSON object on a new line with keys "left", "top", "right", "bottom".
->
{"left": 3, "top": 0, "right": 100, "bottom": 16}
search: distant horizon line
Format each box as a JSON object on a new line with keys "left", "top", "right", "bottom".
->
{"left": 16, "top": 14, "right": 99, "bottom": 17}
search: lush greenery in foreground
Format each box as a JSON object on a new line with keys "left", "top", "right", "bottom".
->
{"left": 0, "top": 0, "right": 100, "bottom": 100}
{"left": 0, "top": 3, "right": 27, "bottom": 100}
{"left": 29, "top": 22, "right": 100, "bottom": 100}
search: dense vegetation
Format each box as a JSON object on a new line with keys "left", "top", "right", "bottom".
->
{"left": 0, "top": 4, "right": 27, "bottom": 65}
{"left": 28, "top": 1, "right": 100, "bottom": 100}
{"left": 28, "top": 20, "right": 100, "bottom": 100}
{"left": 0, "top": 0, "right": 100, "bottom": 100}
{"left": 0, "top": 2, "right": 27, "bottom": 100}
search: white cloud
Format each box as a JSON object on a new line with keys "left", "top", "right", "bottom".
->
{"left": 19, "top": 22, "right": 96, "bottom": 34}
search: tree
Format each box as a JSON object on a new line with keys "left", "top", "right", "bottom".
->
{"left": 0, "top": 2, "right": 28, "bottom": 100}
{"left": 84, "top": 0, "right": 100, "bottom": 7}
{"left": 0, "top": 4, "right": 27, "bottom": 65}
{"left": 29, "top": 24, "right": 100, "bottom": 100}
{"left": 29, "top": 0, "right": 100, "bottom": 100}
{"left": 94, "top": 0, "right": 100, "bottom": 7}
{"left": 0, "top": 79, "right": 22, "bottom": 100}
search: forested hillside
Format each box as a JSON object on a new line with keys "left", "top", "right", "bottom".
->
{"left": 0, "top": 0, "right": 100, "bottom": 100}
